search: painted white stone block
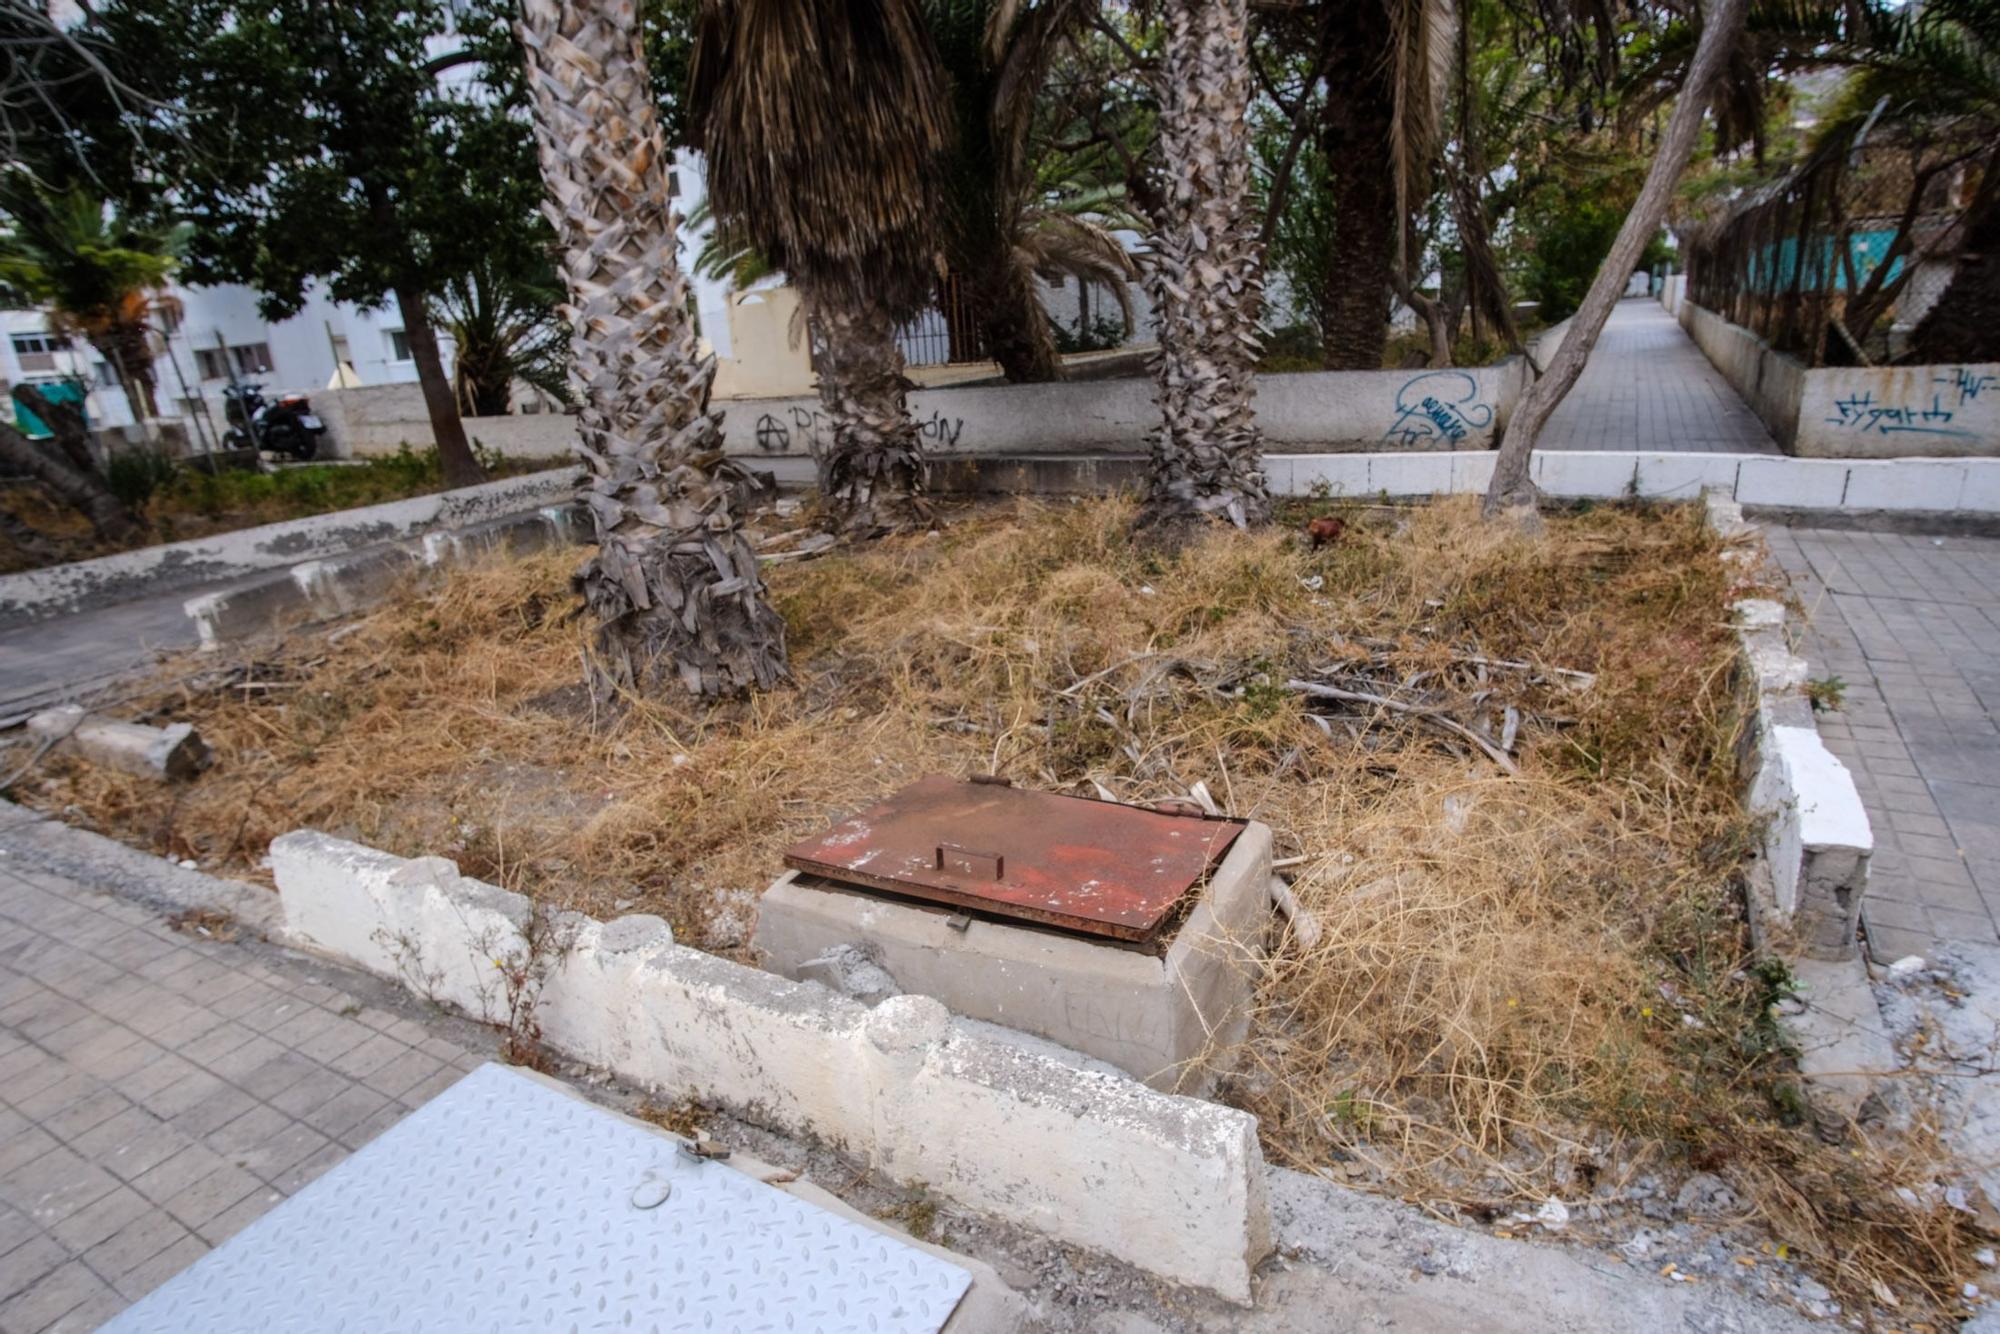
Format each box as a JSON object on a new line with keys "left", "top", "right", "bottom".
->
{"left": 1963, "top": 460, "right": 2000, "bottom": 512}
{"left": 1366, "top": 453, "right": 1455, "bottom": 496}
{"left": 1732, "top": 457, "right": 1850, "bottom": 509}
{"left": 1631, "top": 454, "right": 1744, "bottom": 501}
{"left": 1448, "top": 451, "right": 1497, "bottom": 494}
{"left": 1535, "top": 451, "right": 1637, "bottom": 499}
{"left": 1747, "top": 724, "right": 1874, "bottom": 959}
{"left": 1840, "top": 459, "right": 1968, "bottom": 511}
{"left": 1287, "top": 455, "right": 1370, "bottom": 497}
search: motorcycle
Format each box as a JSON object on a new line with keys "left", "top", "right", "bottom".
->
{"left": 222, "top": 382, "right": 327, "bottom": 461}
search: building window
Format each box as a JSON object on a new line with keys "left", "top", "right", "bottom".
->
{"left": 10, "top": 333, "right": 70, "bottom": 373}
{"left": 194, "top": 348, "right": 229, "bottom": 380}
{"left": 231, "top": 343, "right": 274, "bottom": 375}
{"left": 386, "top": 329, "right": 411, "bottom": 361}
{"left": 668, "top": 169, "right": 680, "bottom": 198}
{"left": 157, "top": 303, "right": 183, "bottom": 335}
{"left": 95, "top": 361, "right": 120, "bottom": 389}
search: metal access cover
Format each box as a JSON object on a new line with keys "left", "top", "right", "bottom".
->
{"left": 784, "top": 775, "right": 1246, "bottom": 942}
{"left": 103, "top": 1063, "right": 970, "bottom": 1334}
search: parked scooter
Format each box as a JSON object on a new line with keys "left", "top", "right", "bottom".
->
{"left": 222, "top": 382, "right": 327, "bottom": 461}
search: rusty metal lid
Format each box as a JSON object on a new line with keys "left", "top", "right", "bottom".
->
{"left": 782, "top": 775, "right": 1246, "bottom": 942}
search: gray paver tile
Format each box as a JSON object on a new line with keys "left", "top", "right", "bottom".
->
{"left": 0, "top": 1259, "right": 114, "bottom": 1333}
{"left": 46, "top": 1186, "right": 150, "bottom": 1255}
{"left": 128, "top": 1145, "right": 228, "bottom": 1208}
{"left": 106, "top": 1232, "right": 205, "bottom": 1302}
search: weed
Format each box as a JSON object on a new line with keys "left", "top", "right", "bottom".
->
{"left": 165, "top": 906, "right": 239, "bottom": 943}
{"left": 879, "top": 1187, "right": 940, "bottom": 1242}
{"left": 1804, "top": 675, "right": 1847, "bottom": 713}
{"left": 635, "top": 1097, "right": 712, "bottom": 1139}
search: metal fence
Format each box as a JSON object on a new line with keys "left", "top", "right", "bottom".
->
{"left": 1682, "top": 130, "right": 1989, "bottom": 366}
{"left": 897, "top": 273, "right": 989, "bottom": 368}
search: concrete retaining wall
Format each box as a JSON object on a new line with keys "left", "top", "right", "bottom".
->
{"left": 1718, "top": 567, "right": 1874, "bottom": 961}
{"left": 270, "top": 830, "right": 1274, "bottom": 1302}
{"left": 183, "top": 503, "right": 583, "bottom": 648}
{"left": 0, "top": 468, "right": 577, "bottom": 627}
{"left": 321, "top": 325, "right": 1576, "bottom": 465}
{"left": 1677, "top": 300, "right": 2000, "bottom": 459}
{"left": 1706, "top": 495, "right": 1894, "bottom": 1120}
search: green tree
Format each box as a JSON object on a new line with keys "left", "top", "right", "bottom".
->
{"left": 692, "top": 0, "right": 954, "bottom": 533}
{"left": 0, "top": 175, "right": 180, "bottom": 427}
{"left": 112, "top": 0, "right": 551, "bottom": 487}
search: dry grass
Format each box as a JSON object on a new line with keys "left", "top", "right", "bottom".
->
{"left": 12, "top": 493, "right": 1980, "bottom": 1315}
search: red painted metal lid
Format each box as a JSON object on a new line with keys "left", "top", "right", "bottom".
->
{"left": 782, "top": 775, "right": 1246, "bottom": 942}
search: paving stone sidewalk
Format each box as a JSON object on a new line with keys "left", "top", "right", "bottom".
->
{"left": 1768, "top": 527, "right": 2000, "bottom": 961}
{"left": 1538, "top": 299, "right": 1781, "bottom": 454}
{"left": 0, "top": 848, "right": 491, "bottom": 1332}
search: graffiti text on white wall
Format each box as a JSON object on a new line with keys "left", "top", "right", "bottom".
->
{"left": 753, "top": 405, "right": 966, "bottom": 453}
{"left": 1383, "top": 371, "right": 1494, "bottom": 447}
{"left": 1824, "top": 367, "right": 1999, "bottom": 440}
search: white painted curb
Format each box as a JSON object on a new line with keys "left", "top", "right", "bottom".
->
{"left": 270, "top": 830, "right": 1274, "bottom": 1302}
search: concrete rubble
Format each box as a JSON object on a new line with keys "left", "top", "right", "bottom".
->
{"left": 26, "top": 704, "right": 212, "bottom": 781}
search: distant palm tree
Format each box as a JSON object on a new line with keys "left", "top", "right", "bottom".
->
{"left": 517, "top": 0, "right": 787, "bottom": 698}
{"left": 691, "top": 0, "right": 952, "bottom": 533}
{"left": 431, "top": 256, "right": 572, "bottom": 418}
{"left": 0, "top": 175, "right": 179, "bottom": 430}
{"left": 930, "top": 0, "right": 1140, "bottom": 382}
{"left": 1141, "top": 0, "right": 1269, "bottom": 529}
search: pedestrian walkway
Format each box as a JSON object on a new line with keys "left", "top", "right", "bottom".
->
{"left": 1768, "top": 527, "right": 2000, "bottom": 961}
{"left": 1538, "top": 300, "right": 1780, "bottom": 454}
{"left": 0, "top": 855, "right": 489, "bottom": 1331}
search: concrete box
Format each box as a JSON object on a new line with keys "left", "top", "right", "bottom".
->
{"left": 752, "top": 822, "right": 1275, "bottom": 1094}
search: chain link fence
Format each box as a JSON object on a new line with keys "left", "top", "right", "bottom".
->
{"left": 1682, "top": 130, "right": 1988, "bottom": 366}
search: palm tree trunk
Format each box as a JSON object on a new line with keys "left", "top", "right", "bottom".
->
{"left": 1484, "top": 0, "right": 1751, "bottom": 519}
{"left": 1140, "top": 0, "right": 1269, "bottom": 530}
{"left": 518, "top": 0, "right": 786, "bottom": 698}
{"left": 967, "top": 259, "right": 1064, "bottom": 383}
{"left": 1315, "top": 2, "right": 1396, "bottom": 371}
{"left": 806, "top": 288, "right": 930, "bottom": 532}
{"left": 0, "top": 406, "right": 138, "bottom": 542}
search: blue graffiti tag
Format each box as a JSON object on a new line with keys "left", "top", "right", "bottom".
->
{"left": 1936, "top": 367, "right": 2000, "bottom": 405}
{"left": 1825, "top": 389, "right": 1973, "bottom": 439}
{"left": 1383, "top": 371, "right": 1495, "bottom": 447}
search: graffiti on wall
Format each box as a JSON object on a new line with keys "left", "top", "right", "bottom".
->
{"left": 1823, "top": 367, "right": 1997, "bottom": 440}
{"left": 1382, "top": 371, "right": 1495, "bottom": 447}
{"left": 752, "top": 404, "right": 967, "bottom": 453}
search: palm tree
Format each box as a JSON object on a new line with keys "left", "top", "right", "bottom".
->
{"left": 691, "top": 0, "right": 952, "bottom": 533}
{"left": 432, "top": 256, "right": 573, "bottom": 418}
{"left": 931, "top": 0, "right": 1139, "bottom": 382}
{"left": 1140, "top": 0, "right": 1269, "bottom": 530}
{"left": 516, "top": 0, "right": 786, "bottom": 698}
{"left": 0, "top": 175, "right": 177, "bottom": 430}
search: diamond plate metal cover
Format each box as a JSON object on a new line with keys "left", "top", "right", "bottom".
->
{"left": 104, "top": 1063, "right": 971, "bottom": 1333}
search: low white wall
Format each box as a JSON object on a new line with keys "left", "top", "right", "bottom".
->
{"left": 322, "top": 332, "right": 1578, "bottom": 466}
{"left": 0, "top": 468, "right": 577, "bottom": 626}
{"left": 271, "top": 830, "right": 1274, "bottom": 1302}
{"left": 1680, "top": 301, "right": 1804, "bottom": 446}
{"left": 1797, "top": 362, "right": 2000, "bottom": 459}
{"left": 1678, "top": 300, "right": 2000, "bottom": 459}
{"left": 1269, "top": 448, "right": 2000, "bottom": 513}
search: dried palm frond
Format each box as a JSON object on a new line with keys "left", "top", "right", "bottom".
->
{"left": 1384, "top": 0, "right": 1455, "bottom": 278}
{"left": 1017, "top": 210, "right": 1138, "bottom": 330}
{"left": 690, "top": 0, "right": 952, "bottom": 321}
